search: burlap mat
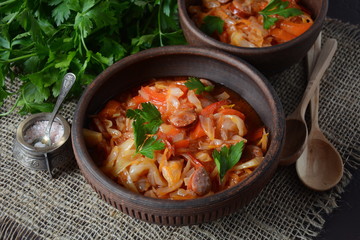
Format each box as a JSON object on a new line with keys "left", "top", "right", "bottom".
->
{"left": 1, "top": 18, "right": 359, "bottom": 240}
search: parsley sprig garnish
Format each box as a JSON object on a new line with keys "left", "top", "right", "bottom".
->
{"left": 0, "top": 0, "right": 186, "bottom": 116}
{"left": 259, "top": 0, "right": 303, "bottom": 29}
{"left": 212, "top": 141, "right": 245, "bottom": 181}
{"left": 185, "top": 77, "right": 214, "bottom": 94}
{"left": 126, "top": 102, "right": 165, "bottom": 159}
{"left": 200, "top": 15, "right": 224, "bottom": 36}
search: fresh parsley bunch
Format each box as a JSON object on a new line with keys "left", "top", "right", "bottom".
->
{"left": 0, "top": 0, "right": 185, "bottom": 116}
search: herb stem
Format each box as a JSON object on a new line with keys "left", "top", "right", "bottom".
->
{"left": 16, "top": 43, "right": 36, "bottom": 52}
{"left": 0, "top": 53, "right": 37, "bottom": 63}
{"left": 80, "top": 35, "right": 89, "bottom": 52}
{"left": 157, "top": 2, "right": 164, "bottom": 46}
{"left": 0, "top": 0, "right": 17, "bottom": 7}
{"left": 0, "top": 95, "right": 19, "bottom": 117}
{"left": 5, "top": 10, "right": 19, "bottom": 24}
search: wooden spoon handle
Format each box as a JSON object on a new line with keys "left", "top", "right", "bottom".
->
{"left": 307, "top": 33, "right": 322, "bottom": 76}
{"left": 310, "top": 86, "right": 320, "bottom": 130}
{"left": 290, "top": 39, "right": 337, "bottom": 119}
{"left": 310, "top": 35, "right": 323, "bottom": 130}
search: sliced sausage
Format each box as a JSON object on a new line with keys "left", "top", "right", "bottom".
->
{"left": 169, "top": 109, "right": 197, "bottom": 128}
{"left": 190, "top": 166, "right": 212, "bottom": 196}
{"left": 242, "top": 145, "right": 263, "bottom": 160}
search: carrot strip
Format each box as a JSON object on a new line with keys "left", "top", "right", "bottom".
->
{"left": 270, "top": 28, "right": 297, "bottom": 43}
{"left": 190, "top": 121, "right": 206, "bottom": 139}
{"left": 219, "top": 30, "right": 229, "bottom": 43}
{"left": 200, "top": 100, "right": 229, "bottom": 116}
{"left": 218, "top": 108, "right": 245, "bottom": 120}
{"left": 280, "top": 20, "right": 312, "bottom": 37}
{"left": 170, "top": 194, "right": 197, "bottom": 200}
{"left": 127, "top": 95, "right": 147, "bottom": 109}
{"left": 246, "top": 127, "right": 265, "bottom": 142}
{"left": 167, "top": 126, "right": 182, "bottom": 136}
{"left": 132, "top": 95, "right": 147, "bottom": 105}
{"left": 188, "top": 153, "right": 204, "bottom": 168}
{"left": 142, "top": 86, "right": 167, "bottom": 102}
{"left": 98, "top": 100, "right": 122, "bottom": 118}
{"left": 156, "top": 131, "right": 168, "bottom": 141}
{"left": 174, "top": 139, "right": 190, "bottom": 149}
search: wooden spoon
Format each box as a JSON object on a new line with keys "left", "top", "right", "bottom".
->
{"left": 296, "top": 86, "right": 344, "bottom": 191}
{"left": 296, "top": 33, "right": 343, "bottom": 191}
{"left": 296, "top": 40, "right": 343, "bottom": 191}
{"left": 279, "top": 39, "right": 338, "bottom": 166}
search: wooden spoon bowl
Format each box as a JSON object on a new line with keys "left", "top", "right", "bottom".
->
{"left": 296, "top": 87, "right": 344, "bottom": 191}
{"left": 297, "top": 138, "right": 343, "bottom": 191}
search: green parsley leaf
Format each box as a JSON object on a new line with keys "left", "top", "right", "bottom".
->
{"left": 15, "top": 82, "right": 54, "bottom": 115}
{"left": 126, "top": 102, "right": 165, "bottom": 158}
{"left": 132, "top": 117, "right": 147, "bottom": 151}
{"left": 139, "top": 136, "right": 166, "bottom": 159}
{"left": 200, "top": 15, "right": 224, "bottom": 36}
{"left": 16, "top": 9, "right": 45, "bottom": 45}
{"left": 259, "top": 0, "right": 303, "bottom": 29}
{"left": 100, "top": 37, "right": 127, "bottom": 62}
{"left": 261, "top": 15, "right": 279, "bottom": 30}
{"left": 185, "top": 77, "right": 214, "bottom": 94}
{"left": 126, "top": 102, "right": 163, "bottom": 134}
{"left": 212, "top": 141, "right": 245, "bottom": 181}
{"left": 0, "top": 64, "right": 11, "bottom": 107}
{"left": 50, "top": 1, "right": 71, "bottom": 26}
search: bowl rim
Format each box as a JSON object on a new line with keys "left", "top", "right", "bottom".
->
{"left": 72, "top": 45, "right": 285, "bottom": 210}
{"left": 177, "top": 0, "right": 328, "bottom": 54}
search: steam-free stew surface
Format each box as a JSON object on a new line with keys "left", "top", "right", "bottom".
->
{"left": 189, "top": 0, "right": 314, "bottom": 47}
{"left": 84, "top": 77, "right": 269, "bottom": 200}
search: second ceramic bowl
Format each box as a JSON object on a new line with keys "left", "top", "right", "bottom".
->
{"left": 178, "top": 0, "right": 328, "bottom": 75}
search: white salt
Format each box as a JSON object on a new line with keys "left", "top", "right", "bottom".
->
{"left": 24, "top": 120, "right": 64, "bottom": 147}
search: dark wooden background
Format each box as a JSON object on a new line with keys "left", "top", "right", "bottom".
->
{"left": 317, "top": 1, "right": 360, "bottom": 239}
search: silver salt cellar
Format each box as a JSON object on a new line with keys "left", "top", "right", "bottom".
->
{"left": 13, "top": 112, "right": 73, "bottom": 178}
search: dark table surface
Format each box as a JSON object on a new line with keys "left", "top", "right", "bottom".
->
{"left": 317, "top": 1, "right": 360, "bottom": 239}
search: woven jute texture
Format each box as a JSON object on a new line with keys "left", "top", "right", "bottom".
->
{"left": 1, "top": 18, "right": 359, "bottom": 240}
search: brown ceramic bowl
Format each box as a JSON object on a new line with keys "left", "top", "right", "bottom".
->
{"left": 71, "top": 46, "right": 285, "bottom": 226}
{"left": 178, "top": 0, "right": 328, "bottom": 75}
